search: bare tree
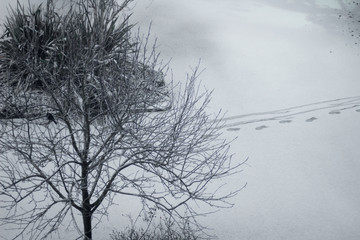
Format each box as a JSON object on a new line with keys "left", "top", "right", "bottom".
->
{"left": 0, "top": 0, "right": 243, "bottom": 239}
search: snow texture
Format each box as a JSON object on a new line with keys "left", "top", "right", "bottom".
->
{"left": 1, "top": 0, "right": 360, "bottom": 239}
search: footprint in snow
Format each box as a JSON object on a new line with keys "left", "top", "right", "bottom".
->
{"left": 255, "top": 125, "right": 268, "bottom": 130}
{"left": 227, "top": 128, "right": 240, "bottom": 132}
{"left": 356, "top": 109, "right": 360, "bottom": 112}
{"left": 279, "top": 120, "right": 292, "bottom": 124}
{"left": 306, "top": 117, "right": 317, "bottom": 122}
{"left": 329, "top": 110, "right": 341, "bottom": 115}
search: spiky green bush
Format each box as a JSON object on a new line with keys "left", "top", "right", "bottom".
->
{"left": 0, "top": 0, "right": 62, "bottom": 89}
{"left": 0, "top": 0, "right": 166, "bottom": 118}
{"left": 0, "top": 0, "right": 138, "bottom": 91}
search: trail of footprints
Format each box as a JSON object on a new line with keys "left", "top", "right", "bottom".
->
{"left": 226, "top": 107, "right": 360, "bottom": 132}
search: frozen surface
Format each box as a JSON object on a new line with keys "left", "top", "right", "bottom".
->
{"left": 129, "top": 2, "right": 360, "bottom": 239}
{"left": 1, "top": 0, "right": 360, "bottom": 239}
{"left": 130, "top": 0, "right": 360, "bottom": 114}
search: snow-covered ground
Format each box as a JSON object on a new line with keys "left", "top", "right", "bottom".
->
{"left": 129, "top": 1, "right": 360, "bottom": 239}
{"left": 1, "top": 0, "right": 360, "bottom": 239}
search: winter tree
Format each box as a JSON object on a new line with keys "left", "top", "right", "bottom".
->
{"left": 0, "top": 0, "right": 243, "bottom": 239}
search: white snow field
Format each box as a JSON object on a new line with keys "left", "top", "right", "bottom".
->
{"left": 129, "top": 1, "right": 360, "bottom": 239}
{"left": 1, "top": 0, "right": 360, "bottom": 239}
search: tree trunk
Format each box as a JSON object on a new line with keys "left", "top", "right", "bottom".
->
{"left": 82, "top": 210, "right": 92, "bottom": 240}
{"left": 81, "top": 160, "right": 92, "bottom": 239}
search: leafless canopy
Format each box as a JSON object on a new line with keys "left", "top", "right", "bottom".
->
{"left": 0, "top": 0, "right": 243, "bottom": 239}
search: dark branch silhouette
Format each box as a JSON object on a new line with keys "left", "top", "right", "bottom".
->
{"left": 0, "top": 1, "right": 243, "bottom": 239}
